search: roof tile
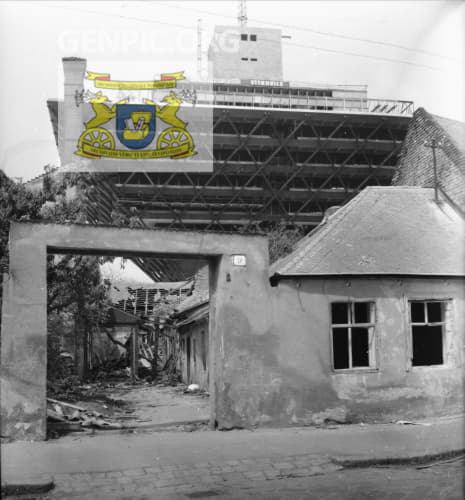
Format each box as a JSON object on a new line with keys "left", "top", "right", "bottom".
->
{"left": 272, "top": 187, "right": 465, "bottom": 277}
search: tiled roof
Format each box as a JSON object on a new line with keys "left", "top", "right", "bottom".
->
{"left": 271, "top": 186, "right": 465, "bottom": 279}
{"left": 104, "top": 306, "right": 140, "bottom": 326}
{"left": 174, "top": 290, "right": 209, "bottom": 315}
{"left": 431, "top": 112, "right": 465, "bottom": 157}
{"left": 176, "top": 302, "right": 209, "bottom": 328}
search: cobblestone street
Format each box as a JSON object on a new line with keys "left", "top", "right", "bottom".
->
{"left": 3, "top": 417, "right": 464, "bottom": 499}
{"left": 21, "top": 456, "right": 464, "bottom": 499}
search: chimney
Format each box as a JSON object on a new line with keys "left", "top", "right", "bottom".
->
{"left": 322, "top": 205, "right": 341, "bottom": 223}
{"left": 61, "top": 57, "right": 87, "bottom": 165}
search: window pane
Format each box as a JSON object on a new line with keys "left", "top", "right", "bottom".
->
{"left": 333, "top": 328, "right": 349, "bottom": 369}
{"left": 427, "top": 302, "right": 443, "bottom": 323}
{"left": 332, "top": 303, "right": 348, "bottom": 324}
{"left": 354, "top": 302, "right": 371, "bottom": 323}
{"left": 412, "top": 325, "right": 443, "bottom": 365}
{"left": 352, "top": 328, "right": 369, "bottom": 367}
{"left": 410, "top": 302, "right": 425, "bottom": 323}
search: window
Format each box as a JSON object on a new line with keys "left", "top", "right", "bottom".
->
{"left": 251, "top": 58, "right": 257, "bottom": 62}
{"left": 410, "top": 301, "right": 447, "bottom": 366}
{"left": 241, "top": 57, "right": 248, "bottom": 61}
{"left": 241, "top": 34, "right": 248, "bottom": 41}
{"left": 331, "top": 302, "right": 376, "bottom": 370}
{"left": 250, "top": 34, "right": 257, "bottom": 41}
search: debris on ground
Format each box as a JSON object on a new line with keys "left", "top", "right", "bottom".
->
{"left": 46, "top": 365, "right": 209, "bottom": 439}
{"left": 47, "top": 397, "right": 124, "bottom": 436}
{"left": 395, "top": 420, "right": 432, "bottom": 427}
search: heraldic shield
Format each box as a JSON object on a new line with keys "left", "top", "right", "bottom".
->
{"left": 116, "top": 104, "right": 156, "bottom": 150}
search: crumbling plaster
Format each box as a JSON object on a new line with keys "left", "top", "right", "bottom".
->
{"left": 1, "top": 222, "right": 272, "bottom": 440}
{"left": 268, "top": 277, "right": 465, "bottom": 424}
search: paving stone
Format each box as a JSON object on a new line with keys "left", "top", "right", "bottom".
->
{"left": 219, "top": 472, "right": 246, "bottom": 482}
{"left": 243, "top": 471, "right": 267, "bottom": 480}
{"left": 219, "top": 466, "right": 235, "bottom": 472}
{"left": 224, "top": 460, "right": 242, "bottom": 466}
{"left": 122, "top": 468, "right": 146, "bottom": 477}
{"left": 143, "top": 466, "right": 162, "bottom": 474}
{"left": 105, "top": 471, "right": 124, "bottom": 478}
{"left": 233, "top": 464, "right": 254, "bottom": 472}
{"left": 272, "top": 462, "right": 294, "bottom": 469}
{"left": 155, "top": 478, "right": 182, "bottom": 488}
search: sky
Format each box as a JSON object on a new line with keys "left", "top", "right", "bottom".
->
{"left": 0, "top": 0, "right": 463, "bottom": 181}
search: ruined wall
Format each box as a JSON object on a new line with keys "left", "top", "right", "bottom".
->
{"left": 5, "top": 222, "right": 463, "bottom": 439}
{"left": 392, "top": 108, "right": 465, "bottom": 212}
{"left": 266, "top": 277, "right": 465, "bottom": 425}
{"left": 179, "top": 318, "right": 209, "bottom": 390}
{"left": 1, "top": 222, "right": 273, "bottom": 439}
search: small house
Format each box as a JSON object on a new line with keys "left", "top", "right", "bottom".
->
{"left": 269, "top": 186, "right": 465, "bottom": 424}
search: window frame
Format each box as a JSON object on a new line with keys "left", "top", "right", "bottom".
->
{"left": 408, "top": 299, "right": 450, "bottom": 368}
{"left": 330, "top": 300, "right": 377, "bottom": 372}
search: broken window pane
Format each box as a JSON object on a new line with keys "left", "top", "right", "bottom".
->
{"left": 354, "top": 302, "right": 370, "bottom": 323}
{"left": 412, "top": 325, "right": 443, "bottom": 365}
{"left": 333, "top": 328, "right": 349, "bottom": 369}
{"left": 351, "top": 328, "right": 369, "bottom": 367}
{"left": 427, "top": 302, "right": 442, "bottom": 323}
{"left": 411, "top": 301, "right": 425, "bottom": 323}
{"left": 332, "top": 303, "right": 348, "bottom": 324}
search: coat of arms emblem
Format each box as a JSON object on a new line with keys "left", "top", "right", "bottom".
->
{"left": 75, "top": 72, "right": 197, "bottom": 160}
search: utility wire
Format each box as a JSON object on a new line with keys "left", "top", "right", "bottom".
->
{"left": 46, "top": 3, "right": 450, "bottom": 72}
{"left": 156, "top": 1, "right": 463, "bottom": 62}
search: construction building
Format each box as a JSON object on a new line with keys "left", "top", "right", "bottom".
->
{"left": 46, "top": 18, "right": 414, "bottom": 281}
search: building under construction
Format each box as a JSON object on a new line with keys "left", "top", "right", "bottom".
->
{"left": 46, "top": 22, "right": 413, "bottom": 279}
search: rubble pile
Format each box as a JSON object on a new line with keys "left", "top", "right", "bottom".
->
{"left": 47, "top": 397, "right": 124, "bottom": 434}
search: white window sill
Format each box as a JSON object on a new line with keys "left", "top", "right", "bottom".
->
{"left": 331, "top": 368, "right": 379, "bottom": 374}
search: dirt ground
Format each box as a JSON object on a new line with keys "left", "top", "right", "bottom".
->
{"left": 47, "top": 379, "right": 210, "bottom": 438}
{"left": 107, "top": 382, "right": 210, "bottom": 428}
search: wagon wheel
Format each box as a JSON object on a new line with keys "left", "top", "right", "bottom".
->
{"left": 78, "top": 127, "right": 115, "bottom": 156}
{"left": 156, "top": 127, "right": 194, "bottom": 157}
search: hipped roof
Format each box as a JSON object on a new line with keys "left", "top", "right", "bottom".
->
{"left": 271, "top": 186, "right": 465, "bottom": 281}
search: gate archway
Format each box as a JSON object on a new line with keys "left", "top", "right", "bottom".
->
{"left": 1, "top": 222, "right": 270, "bottom": 440}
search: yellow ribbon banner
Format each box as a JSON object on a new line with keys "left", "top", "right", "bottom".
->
{"left": 86, "top": 71, "right": 185, "bottom": 90}
{"left": 94, "top": 79, "right": 176, "bottom": 90}
{"left": 77, "top": 143, "right": 190, "bottom": 159}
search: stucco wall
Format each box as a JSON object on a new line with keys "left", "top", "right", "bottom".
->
{"left": 266, "top": 277, "right": 465, "bottom": 425}
{"left": 1, "top": 222, "right": 272, "bottom": 440}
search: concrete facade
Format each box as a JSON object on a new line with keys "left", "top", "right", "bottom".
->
{"left": 1, "top": 222, "right": 271, "bottom": 440}
{"left": 208, "top": 26, "right": 283, "bottom": 81}
{"left": 266, "top": 277, "right": 465, "bottom": 424}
